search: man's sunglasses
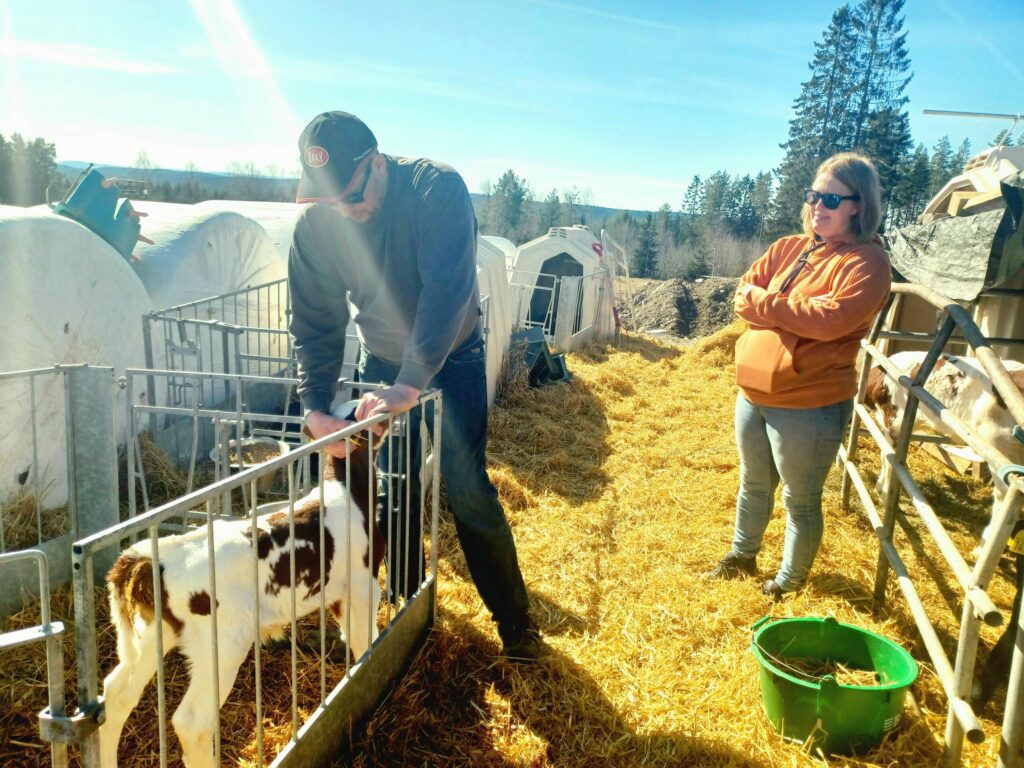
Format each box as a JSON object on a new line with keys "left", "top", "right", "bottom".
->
{"left": 344, "top": 159, "right": 374, "bottom": 205}
{"left": 804, "top": 189, "right": 860, "bottom": 210}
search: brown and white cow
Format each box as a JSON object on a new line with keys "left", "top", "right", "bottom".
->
{"left": 98, "top": 419, "right": 385, "bottom": 768}
{"left": 864, "top": 350, "right": 1024, "bottom": 544}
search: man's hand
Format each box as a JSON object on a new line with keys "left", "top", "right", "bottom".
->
{"left": 355, "top": 383, "right": 421, "bottom": 421}
{"left": 304, "top": 410, "right": 360, "bottom": 458}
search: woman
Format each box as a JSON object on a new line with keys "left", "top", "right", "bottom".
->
{"left": 708, "top": 152, "right": 891, "bottom": 598}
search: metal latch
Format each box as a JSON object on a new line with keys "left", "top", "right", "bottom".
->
{"left": 39, "top": 698, "right": 105, "bottom": 744}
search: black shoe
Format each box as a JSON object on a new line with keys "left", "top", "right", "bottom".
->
{"left": 762, "top": 579, "right": 794, "bottom": 600}
{"left": 498, "top": 619, "right": 541, "bottom": 663}
{"left": 707, "top": 552, "right": 757, "bottom": 580}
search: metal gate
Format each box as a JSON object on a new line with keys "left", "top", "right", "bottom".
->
{"left": 840, "top": 281, "right": 1024, "bottom": 767}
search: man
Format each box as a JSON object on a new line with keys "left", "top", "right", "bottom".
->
{"left": 288, "top": 111, "right": 539, "bottom": 661}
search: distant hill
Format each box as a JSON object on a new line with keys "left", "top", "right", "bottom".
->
{"left": 56, "top": 162, "right": 297, "bottom": 200}
{"left": 56, "top": 162, "right": 660, "bottom": 233}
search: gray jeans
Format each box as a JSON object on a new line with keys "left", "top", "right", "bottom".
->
{"left": 731, "top": 393, "right": 853, "bottom": 590}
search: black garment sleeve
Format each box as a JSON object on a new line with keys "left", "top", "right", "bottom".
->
{"left": 288, "top": 207, "right": 351, "bottom": 414}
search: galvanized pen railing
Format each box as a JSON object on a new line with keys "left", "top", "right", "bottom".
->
{"left": 70, "top": 390, "right": 442, "bottom": 767}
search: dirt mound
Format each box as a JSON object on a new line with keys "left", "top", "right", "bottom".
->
{"left": 624, "top": 277, "right": 738, "bottom": 340}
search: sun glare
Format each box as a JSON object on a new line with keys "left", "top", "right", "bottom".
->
{"left": 0, "top": 0, "right": 25, "bottom": 134}
{"left": 187, "top": 0, "right": 301, "bottom": 145}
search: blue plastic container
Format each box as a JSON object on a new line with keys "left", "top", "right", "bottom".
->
{"left": 53, "top": 168, "right": 140, "bottom": 259}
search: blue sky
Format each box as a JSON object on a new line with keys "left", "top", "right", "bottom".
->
{"left": 1, "top": 0, "right": 1020, "bottom": 211}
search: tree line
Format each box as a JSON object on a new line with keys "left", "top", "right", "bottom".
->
{"left": 0, "top": 133, "right": 57, "bottom": 205}
{"left": 0, "top": 141, "right": 297, "bottom": 207}
{"left": 476, "top": 170, "right": 600, "bottom": 244}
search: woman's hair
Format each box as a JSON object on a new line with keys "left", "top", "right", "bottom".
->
{"left": 801, "top": 152, "right": 883, "bottom": 243}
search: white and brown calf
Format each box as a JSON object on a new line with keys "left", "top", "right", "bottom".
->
{"left": 98, "top": 441, "right": 384, "bottom": 768}
{"left": 864, "top": 350, "right": 1024, "bottom": 544}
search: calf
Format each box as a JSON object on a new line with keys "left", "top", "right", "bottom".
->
{"left": 864, "top": 350, "right": 1024, "bottom": 542}
{"left": 98, "top": 428, "right": 385, "bottom": 768}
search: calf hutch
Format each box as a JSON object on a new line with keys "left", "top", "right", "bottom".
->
{"left": 508, "top": 225, "right": 620, "bottom": 352}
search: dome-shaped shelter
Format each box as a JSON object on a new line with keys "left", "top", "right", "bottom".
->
{"left": 476, "top": 237, "right": 514, "bottom": 406}
{"left": 132, "top": 203, "right": 286, "bottom": 310}
{"left": 509, "top": 225, "right": 617, "bottom": 351}
{"left": 0, "top": 207, "right": 152, "bottom": 507}
{"left": 196, "top": 199, "right": 305, "bottom": 263}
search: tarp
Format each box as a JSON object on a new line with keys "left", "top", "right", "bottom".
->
{"left": 0, "top": 207, "right": 153, "bottom": 507}
{"left": 196, "top": 199, "right": 305, "bottom": 263}
{"left": 132, "top": 202, "right": 286, "bottom": 309}
{"left": 481, "top": 235, "right": 517, "bottom": 271}
{"left": 889, "top": 174, "right": 1024, "bottom": 302}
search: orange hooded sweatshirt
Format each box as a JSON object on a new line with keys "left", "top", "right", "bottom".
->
{"left": 733, "top": 233, "right": 891, "bottom": 408}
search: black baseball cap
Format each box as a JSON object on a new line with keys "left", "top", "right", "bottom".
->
{"left": 296, "top": 111, "right": 378, "bottom": 202}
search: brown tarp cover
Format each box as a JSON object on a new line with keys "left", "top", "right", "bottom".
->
{"left": 888, "top": 173, "right": 1024, "bottom": 301}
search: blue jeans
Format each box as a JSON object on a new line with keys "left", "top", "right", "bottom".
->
{"left": 359, "top": 337, "right": 531, "bottom": 628}
{"left": 731, "top": 394, "right": 853, "bottom": 591}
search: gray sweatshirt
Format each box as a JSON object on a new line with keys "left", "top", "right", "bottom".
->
{"left": 288, "top": 155, "right": 481, "bottom": 414}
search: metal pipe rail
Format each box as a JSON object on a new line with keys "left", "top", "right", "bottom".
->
{"left": 71, "top": 390, "right": 442, "bottom": 767}
{"left": 841, "top": 281, "right": 1024, "bottom": 767}
{"left": 851, "top": 400, "right": 1001, "bottom": 624}
{"left": 0, "top": 549, "right": 68, "bottom": 768}
{"left": 837, "top": 444, "right": 986, "bottom": 743}
{"left": 0, "top": 366, "right": 64, "bottom": 555}
{"left": 152, "top": 277, "right": 289, "bottom": 313}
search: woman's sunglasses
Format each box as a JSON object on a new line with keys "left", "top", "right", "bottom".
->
{"left": 344, "top": 159, "right": 374, "bottom": 205}
{"left": 804, "top": 189, "right": 860, "bottom": 210}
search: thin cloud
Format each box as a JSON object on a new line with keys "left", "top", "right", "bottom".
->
{"left": 0, "top": 39, "right": 180, "bottom": 75}
{"left": 524, "top": 0, "right": 812, "bottom": 58}
{"left": 187, "top": 0, "right": 303, "bottom": 138}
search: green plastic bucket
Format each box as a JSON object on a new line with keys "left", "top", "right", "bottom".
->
{"left": 751, "top": 616, "right": 918, "bottom": 755}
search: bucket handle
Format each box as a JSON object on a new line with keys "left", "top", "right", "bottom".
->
{"left": 751, "top": 615, "right": 773, "bottom": 632}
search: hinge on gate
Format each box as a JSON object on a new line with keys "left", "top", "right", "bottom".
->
{"left": 39, "top": 698, "right": 105, "bottom": 744}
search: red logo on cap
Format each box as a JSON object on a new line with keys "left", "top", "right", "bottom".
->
{"left": 305, "top": 146, "right": 329, "bottom": 168}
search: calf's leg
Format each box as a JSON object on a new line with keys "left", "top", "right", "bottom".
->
{"left": 99, "top": 619, "right": 175, "bottom": 767}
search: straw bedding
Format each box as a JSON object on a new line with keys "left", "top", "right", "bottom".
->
{"left": 1, "top": 322, "right": 1019, "bottom": 766}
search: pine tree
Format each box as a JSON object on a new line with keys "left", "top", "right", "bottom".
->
{"left": 632, "top": 214, "right": 658, "bottom": 278}
{"left": 862, "top": 105, "right": 912, "bottom": 225}
{"left": 751, "top": 172, "right": 775, "bottom": 248}
{"left": 772, "top": 0, "right": 912, "bottom": 236}
{"left": 771, "top": 6, "right": 859, "bottom": 238}
{"left": 684, "top": 251, "right": 709, "bottom": 281}
{"left": 682, "top": 175, "right": 702, "bottom": 216}
{"left": 992, "top": 129, "right": 1015, "bottom": 147}
{"left": 655, "top": 203, "right": 674, "bottom": 252}
{"left": 951, "top": 138, "right": 973, "bottom": 173}
{"left": 927, "top": 135, "right": 954, "bottom": 198}
{"left": 729, "top": 175, "right": 758, "bottom": 239}
{"left": 2, "top": 134, "right": 57, "bottom": 205}
{"left": 0, "top": 134, "right": 11, "bottom": 204}
{"left": 538, "top": 188, "right": 561, "bottom": 234}
{"left": 892, "top": 143, "right": 930, "bottom": 226}
{"left": 487, "top": 169, "right": 531, "bottom": 240}
{"left": 849, "top": 0, "right": 912, "bottom": 148}
{"left": 561, "top": 186, "right": 579, "bottom": 225}
{"left": 701, "top": 171, "right": 731, "bottom": 227}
